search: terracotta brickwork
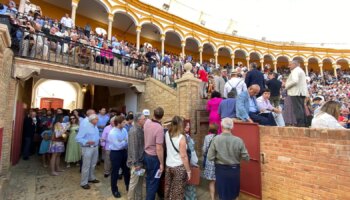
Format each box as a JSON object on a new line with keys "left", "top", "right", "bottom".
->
{"left": 0, "top": 24, "right": 15, "bottom": 176}
{"left": 260, "top": 126, "right": 350, "bottom": 200}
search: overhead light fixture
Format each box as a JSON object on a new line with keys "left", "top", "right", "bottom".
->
{"left": 162, "top": 3, "right": 170, "bottom": 11}
{"left": 262, "top": 37, "right": 266, "bottom": 41}
{"left": 82, "top": 84, "right": 87, "bottom": 93}
{"left": 232, "top": 30, "right": 238, "bottom": 35}
{"left": 200, "top": 20, "right": 206, "bottom": 26}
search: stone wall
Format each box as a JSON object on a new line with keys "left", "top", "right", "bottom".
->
{"left": 139, "top": 78, "right": 177, "bottom": 122}
{"left": 260, "top": 126, "right": 350, "bottom": 200}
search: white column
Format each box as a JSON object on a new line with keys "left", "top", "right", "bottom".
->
{"left": 136, "top": 26, "right": 141, "bottom": 52}
{"left": 333, "top": 63, "right": 338, "bottom": 78}
{"left": 214, "top": 52, "right": 218, "bottom": 68}
{"left": 246, "top": 57, "right": 250, "bottom": 70}
{"left": 273, "top": 60, "right": 277, "bottom": 72}
{"left": 260, "top": 59, "right": 264, "bottom": 72}
{"left": 107, "top": 13, "right": 114, "bottom": 41}
{"left": 160, "top": 34, "right": 165, "bottom": 57}
{"left": 18, "top": 0, "right": 26, "bottom": 13}
{"left": 231, "top": 55, "right": 235, "bottom": 67}
{"left": 199, "top": 46, "right": 203, "bottom": 64}
{"left": 181, "top": 40, "right": 186, "bottom": 59}
{"left": 71, "top": 3, "right": 78, "bottom": 27}
{"left": 319, "top": 63, "right": 324, "bottom": 77}
{"left": 304, "top": 62, "right": 309, "bottom": 76}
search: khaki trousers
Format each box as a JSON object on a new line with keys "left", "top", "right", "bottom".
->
{"left": 127, "top": 166, "right": 144, "bottom": 200}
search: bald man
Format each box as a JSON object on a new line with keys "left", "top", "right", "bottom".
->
{"left": 236, "top": 84, "right": 277, "bottom": 126}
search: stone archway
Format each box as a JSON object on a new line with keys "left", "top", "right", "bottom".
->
{"left": 32, "top": 79, "right": 83, "bottom": 110}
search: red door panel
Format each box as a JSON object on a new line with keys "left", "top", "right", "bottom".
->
{"left": 232, "top": 122, "right": 261, "bottom": 199}
{"left": 11, "top": 101, "right": 25, "bottom": 165}
{"left": 40, "top": 98, "right": 64, "bottom": 110}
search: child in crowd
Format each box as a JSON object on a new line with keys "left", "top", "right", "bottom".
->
{"left": 39, "top": 127, "right": 52, "bottom": 168}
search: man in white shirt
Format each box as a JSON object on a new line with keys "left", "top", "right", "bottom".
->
{"left": 224, "top": 71, "right": 247, "bottom": 98}
{"left": 60, "top": 13, "right": 73, "bottom": 29}
{"left": 284, "top": 60, "right": 308, "bottom": 127}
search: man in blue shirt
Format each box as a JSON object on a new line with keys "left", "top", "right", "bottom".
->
{"left": 108, "top": 116, "right": 130, "bottom": 198}
{"left": 236, "top": 84, "right": 276, "bottom": 126}
{"left": 76, "top": 114, "right": 100, "bottom": 189}
{"left": 218, "top": 91, "right": 237, "bottom": 119}
{"left": 97, "top": 107, "right": 110, "bottom": 134}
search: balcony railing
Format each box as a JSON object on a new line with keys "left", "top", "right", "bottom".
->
{"left": 1, "top": 14, "right": 184, "bottom": 87}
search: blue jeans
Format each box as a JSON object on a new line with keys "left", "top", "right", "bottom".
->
{"left": 144, "top": 154, "right": 161, "bottom": 200}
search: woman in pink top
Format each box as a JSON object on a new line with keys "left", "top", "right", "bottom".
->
{"left": 96, "top": 42, "right": 114, "bottom": 66}
{"left": 100, "top": 116, "right": 115, "bottom": 177}
{"left": 206, "top": 91, "right": 223, "bottom": 134}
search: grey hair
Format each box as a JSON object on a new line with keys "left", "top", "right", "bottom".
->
{"left": 221, "top": 118, "right": 234, "bottom": 130}
{"left": 110, "top": 116, "right": 116, "bottom": 123}
{"left": 134, "top": 112, "right": 145, "bottom": 122}
{"left": 292, "top": 60, "right": 300, "bottom": 66}
{"left": 88, "top": 114, "right": 98, "bottom": 122}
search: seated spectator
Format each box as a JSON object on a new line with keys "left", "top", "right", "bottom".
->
{"left": 218, "top": 91, "right": 236, "bottom": 119}
{"left": 236, "top": 84, "right": 277, "bottom": 126}
{"left": 95, "top": 42, "right": 114, "bottom": 66}
{"left": 311, "top": 101, "right": 345, "bottom": 129}
{"left": 0, "top": 3, "right": 8, "bottom": 15}
{"left": 257, "top": 89, "right": 285, "bottom": 127}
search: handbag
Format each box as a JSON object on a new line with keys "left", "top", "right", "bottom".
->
{"left": 169, "top": 133, "right": 200, "bottom": 185}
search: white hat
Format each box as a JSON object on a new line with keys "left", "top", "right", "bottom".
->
{"left": 142, "top": 109, "right": 150, "bottom": 116}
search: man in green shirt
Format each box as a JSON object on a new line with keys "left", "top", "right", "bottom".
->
{"left": 207, "top": 118, "right": 249, "bottom": 200}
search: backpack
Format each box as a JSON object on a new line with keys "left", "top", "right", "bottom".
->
{"left": 227, "top": 79, "right": 243, "bottom": 97}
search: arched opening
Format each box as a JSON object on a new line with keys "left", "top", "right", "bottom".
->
{"left": 112, "top": 12, "right": 137, "bottom": 42}
{"left": 277, "top": 56, "right": 289, "bottom": 71}
{"left": 32, "top": 79, "right": 81, "bottom": 111}
{"left": 234, "top": 50, "right": 247, "bottom": 67}
{"left": 336, "top": 59, "right": 349, "bottom": 72}
{"left": 218, "top": 47, "right": 231, "bottom": 67}
{"left": 140, "top": 23, "right": 162, "bottom": 52}
{"left": 250, "top": 52, "right": 261, "bottom": 69}
{"left": 75, "top": 0, "right": 109, "bottom": 31}
{"left": 203, "top": 43, "right": 215, "bottom": 64}
{"left": 322, "top": 58, "right": 333, "bottom": 75}
{"left": 164, "top": 31, "right": 182, "bottom": 56}
{"left": 185, "top": 37, "right": 199, "bottom": 62}
{"left": 308, "top": 57, "right": 319, "bottom": 73}
{"left": 263, "top": 55, "right": 274, "bottom": 71}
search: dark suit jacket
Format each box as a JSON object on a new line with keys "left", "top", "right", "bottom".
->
{"left": 245, "top": 69, "right": 265, "bottom": 90}
{"left": 266, "top": 78, "right": 282, "bottom": 97}
{"left": 23, "top": 116, "right": 39, "bottom": 138}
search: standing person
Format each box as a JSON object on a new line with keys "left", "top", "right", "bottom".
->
{"left": 97, "top": 107, "right": 109, "bottom": 162}
{"left": 224, "top": 71, "right": 247, "bottom": 98}
{"left": 49, "top": 114, "right": 68, "bottom": 176}
{"left": 101, "top": 117, "right": 115, "bottom": 178}
{"left": 266, "top": 72, "right": 282, "bottom": 107}
{"left": 144, "top": 107, "right": 165, "bottom": 200}
{"left": 207, "top": 118, "right": 250, "bottom": 200}
{"left": 245, "top": 62, "right": 265, "bottom": 96}
{"left": 202, "top": 124, "right": 218, "bottom": 200}
{"left": 22, "top": 110, "right": 39, "bottom": 160}
{"left": 184, "top": 121, "right": 198, "bottom": 200}
{"left": 206, "top": 91, "right": 223, "bottom": 133}
{"left": 60, "top": 13, "right": 73, "bottom": 30}
{"left": 213, "top": 69, "right": 225, "bottom": 96}
{"left": 65, "top": 115, "right": 81, "bottom": 167}
{"left": 84, "top": 23, "right": 91, "bottom": 38}
{"left": 75, "top": 114, "right": 100, "bottom": 190}
{"left": 127, "top": 113, "right": 146, "bottom": 200}
{"left": 38, "top": 127, "right": 52, "bottom": 168}
{"left": 284, "top": 60, "right": 308, "bottom": 127}
{"left": 124, "top": 113, "right": 134, "bottom": 133}
{"left": 198, "top": 65, "right": 209, "bottom": 99}
{"left": 164, "top": 116, "right": 191, "bottom": 200}
{"left": 108, "top": 116, "right": 130, "bottom": 198}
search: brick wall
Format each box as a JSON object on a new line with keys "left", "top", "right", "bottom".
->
{"left": 0, "top": 24, "right": 15, "bottom": 176}
{"left": 260, "top": 126, "right": 350, "bottom": 200}
{"left": 139, "top": 78, "right": 177, "bottom": 122}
